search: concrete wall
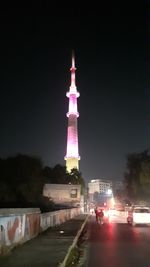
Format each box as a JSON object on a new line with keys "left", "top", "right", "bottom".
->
{"left": 40, "top": 207, "right": 81, "bottom": 231}
{"left": 43, "top": 183, "right": 81, "bottom": 206}
{"left": 0, "top": 207, "right": 81, "bottom": 255}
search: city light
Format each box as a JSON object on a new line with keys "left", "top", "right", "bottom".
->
{"left": 107, "top": 189, "right": 112, "bottom": 195}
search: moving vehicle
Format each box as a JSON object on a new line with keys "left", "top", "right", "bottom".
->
{"left": 127, "top": 206, "right": 150, "bottom": 226}
{"left": 108, "top": 207, "right": 116, "bottom": 216}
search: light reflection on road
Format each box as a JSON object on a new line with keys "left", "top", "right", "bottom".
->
{"left": 85, "top": 214, "right": 150, "bottom": 267}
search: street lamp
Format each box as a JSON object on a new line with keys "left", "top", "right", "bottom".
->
{"left": 106, "top": 189, "right": 115, "bottom": 208}
{"left": 107, "top": 189, "right": 112, "bottom": 195}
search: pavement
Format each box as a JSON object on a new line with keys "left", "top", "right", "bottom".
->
{"left": 0, "top": 213, "right": 88, "bottom": 267}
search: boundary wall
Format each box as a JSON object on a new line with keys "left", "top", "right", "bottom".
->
{"left": 0, "top": 207, "right": 81, "bottom": 255}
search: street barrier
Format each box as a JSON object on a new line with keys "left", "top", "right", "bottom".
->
{"left": 58, "top": 214, "right": 89, "bottom": 267}
{"left": 0, "top": 207, "right": 82, "bottom": 255}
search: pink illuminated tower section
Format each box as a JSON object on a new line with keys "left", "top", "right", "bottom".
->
{"left": 65, "top": 52, "right": 80, "bottom": 172}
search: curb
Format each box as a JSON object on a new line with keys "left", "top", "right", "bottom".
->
{"left": 58, "top": 214, "right": 89, "bottom": 267}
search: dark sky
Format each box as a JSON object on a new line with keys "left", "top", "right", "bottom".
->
{"left": 0, "top": 3, "right": 149, "bottom": 182}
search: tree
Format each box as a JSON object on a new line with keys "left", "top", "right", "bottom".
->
{"left": 124, "top": 150, "right": 150, "bottom": 202}
{"left": 139, "top": 159, "right": 150, "bottom": 196}
{"left": 0, "top": 182, "right": 16, "bottom": 206}
{"left": 52, "top": 164, "right": 68, "bottom": 184}
{"left": 0, "top": 154, "right": 44, "bottom": 206}
{"left": 43, "top": 165, "right": 85, "bottom": 192}
{"left": 0, "top": 155, "right": 86, "bottom": 209}
{"left": 69, "top": 168, "right": 85, "bottom": 192}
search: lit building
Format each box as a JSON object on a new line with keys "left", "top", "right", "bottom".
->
{"left": 88, "top": 180, "right": 100, "bottom": 194}
{"left": 64, "top": 52, "right": 80, "bottom": 172}
{"left": 88, "top": 179, "right": 112, "bottom": 203}
{"left": 88, "top": 179, "right": 112, "bottom": 194}
{"left": 99, "top": 180, "right": 112, "bottom": 193}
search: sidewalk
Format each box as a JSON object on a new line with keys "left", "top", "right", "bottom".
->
{"left": 0, "top": 214, "right": 88, "bottom": 267}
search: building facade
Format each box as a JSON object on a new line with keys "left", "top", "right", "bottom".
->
{"left": 43, "top": 183, "right": 81, "bottom": 206}
{"left": 88, "top": 179, "right": 112, "bottom": 203}
{"left": 88, "top": 179, "right": 112, "bottom": 194}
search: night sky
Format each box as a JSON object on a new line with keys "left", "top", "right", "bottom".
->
{"left": 0, "top": 3, "right": 149, "bottom": 182}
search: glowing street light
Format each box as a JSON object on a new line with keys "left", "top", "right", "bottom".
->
{"left": 107, "top": 189, "right": 112, "bottom": 195}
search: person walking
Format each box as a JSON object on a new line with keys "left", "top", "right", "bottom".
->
{"left": 95, "top": 207, "right": 104, "bottom": 224}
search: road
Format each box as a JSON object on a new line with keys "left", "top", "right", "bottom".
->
{"left": 84, "top": 212, "right": 150, "bottom": 267}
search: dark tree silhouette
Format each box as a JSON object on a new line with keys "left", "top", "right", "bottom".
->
{"left": 0, "top": 155, "right": 85, "bottom": 210}
{"left": 124, "top": 150, "right": 150, "bottom": 202}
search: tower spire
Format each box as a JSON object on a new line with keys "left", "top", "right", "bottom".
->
{"left": 72, "top": 50, "right": 75, "bottom": 69}
{"left": 64, "top": 51, "right": 80, "bottom": 172}
{"left": 70, "top": 50, "right": 76, "bottom": 89}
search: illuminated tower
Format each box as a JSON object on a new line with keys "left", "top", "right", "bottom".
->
{"left": 65, "top": 52, "right": 80, "bottom": 172}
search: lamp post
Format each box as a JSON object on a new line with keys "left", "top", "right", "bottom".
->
{"left": 106, "top": 189, "right": 115, "bottom": 208}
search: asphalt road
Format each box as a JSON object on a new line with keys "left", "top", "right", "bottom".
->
{"left": 84, "top": 215, "right": 150, "bottom": 267}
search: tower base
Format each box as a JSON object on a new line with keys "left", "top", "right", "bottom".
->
{"left": 65, "top": 157, "right": 80, "bottom": 173}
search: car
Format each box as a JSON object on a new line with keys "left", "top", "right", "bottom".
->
{"left": 127, "top": 206, "right": 150, "bottom": 226}
{"left": 108, "top": 207, "right": 116, "bottom": 216}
